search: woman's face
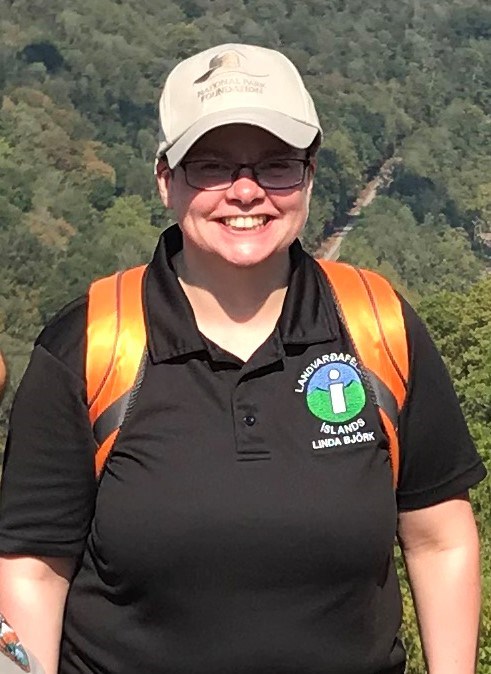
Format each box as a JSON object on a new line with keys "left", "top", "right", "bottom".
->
{"left": 157, "top": 124, "right": 315, "bottom": 269}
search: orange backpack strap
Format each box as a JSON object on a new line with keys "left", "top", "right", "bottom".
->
{"left": 316, "top": 260, "right": 409, "bottom": 488}
{"left": 86, "top": 265, "right": 148, "bottom": 479}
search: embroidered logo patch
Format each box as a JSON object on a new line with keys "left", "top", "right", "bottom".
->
{"left": 295, "top": 353, "right": 375, "bottom": 450}
{"left": 306, "top": 362, "right": 365, "bottom": 423}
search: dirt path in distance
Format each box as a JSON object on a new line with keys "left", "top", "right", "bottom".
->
{"left": 315, "top": 157, "right": 402, "bottom": 260}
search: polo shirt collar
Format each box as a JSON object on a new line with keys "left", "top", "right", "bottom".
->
{"left": 278, "top": 239, "right": 339, "bottom": 345}
{"left": 145, "top": 224, "right": 339, "bottom": 363}
{"left": 145, "top": 225, "right": 206, "bottom": 362}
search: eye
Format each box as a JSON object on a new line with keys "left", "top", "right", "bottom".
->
{"left": 259, "top": 159, "right": 292, "bottom": 171}
{"left": 194, "top": 160, "right": 231, "bottom": 173}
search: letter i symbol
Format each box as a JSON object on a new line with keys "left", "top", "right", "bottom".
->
{"left": 328, "top": 369, "right": 346, "bottom": 414}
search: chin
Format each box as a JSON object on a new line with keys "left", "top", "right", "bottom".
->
{"left": 217, "top": 253, "right": 266, "bottom": 268}
{"left": 216, "top": 242, "right": 283, "bottom": 268}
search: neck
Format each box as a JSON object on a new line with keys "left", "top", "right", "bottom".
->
{"left": 174, "top": 245, "right": 290, "bottom": 325}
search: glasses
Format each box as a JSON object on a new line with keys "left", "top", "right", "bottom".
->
{"left": 179, "top": 158, "right": 310, "bottom": 191}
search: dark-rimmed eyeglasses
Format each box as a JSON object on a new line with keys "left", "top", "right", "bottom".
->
{"left": 178, "top": 158, "right": 310, "bottom": 191}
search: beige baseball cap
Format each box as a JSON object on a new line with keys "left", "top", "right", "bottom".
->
{"left": 156, "top": 43, "right": 322, "bottom": 168}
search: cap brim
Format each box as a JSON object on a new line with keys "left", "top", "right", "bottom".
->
{"left": 159, "top": 108, "right": 320, "bottom": 168}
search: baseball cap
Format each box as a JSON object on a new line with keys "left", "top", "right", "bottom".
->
{"left": 156, "top": 43, "right": 322, "bottom": 168}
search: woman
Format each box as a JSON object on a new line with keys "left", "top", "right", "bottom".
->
{"left": 0, "top": 43, "right": 485, "bottom": 674}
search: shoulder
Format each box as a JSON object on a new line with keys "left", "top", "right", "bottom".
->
{"left": 394, "top": 293, "right": 486, "bottom": 507}
{"left": 35, "top": 295, "right": 88, "bottom": 380}
{"left": 396, "top": 293, "right": 443, "bottom": 372}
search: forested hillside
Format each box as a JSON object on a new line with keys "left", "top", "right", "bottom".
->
{"left": 0, "top": 1, "right": 490, "bottom": 670}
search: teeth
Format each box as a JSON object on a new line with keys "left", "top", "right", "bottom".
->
{"left": 222, "top": 215, "right": 269, "bottom": 229}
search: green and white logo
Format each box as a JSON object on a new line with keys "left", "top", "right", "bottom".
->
{"left": 295, "top": 354, "right": 373, "bottom": 449}
{"left": 306, "top": 361, "right": 366, "bottom": 423}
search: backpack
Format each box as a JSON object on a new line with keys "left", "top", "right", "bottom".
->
{"left": 86, "top": 261, "right": 409, "bottom": 486}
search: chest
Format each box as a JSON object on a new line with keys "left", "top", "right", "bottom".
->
{"left": 199, "top": 323, "right": 277, "bottom": 362}
{"left": 93, "top": 343, "right": 397, "bottom": 588}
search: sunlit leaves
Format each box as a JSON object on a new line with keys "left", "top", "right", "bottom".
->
{"left": 339, "top": 197, "right": 483, "bottom": 297}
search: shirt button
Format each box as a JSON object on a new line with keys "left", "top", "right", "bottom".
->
{"left": 243, "top": 415, "right": 256, "bottom": 427}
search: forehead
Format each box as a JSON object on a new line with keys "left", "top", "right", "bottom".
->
{"left": 185, "top": 124, "right": 302, "bottom": 160}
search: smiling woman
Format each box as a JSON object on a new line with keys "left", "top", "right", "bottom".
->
{"left": 0, "top": 42, "right": 485, "bottom": 674}
{"left": 156, "top": 124, "right": 315, "bottom": 281}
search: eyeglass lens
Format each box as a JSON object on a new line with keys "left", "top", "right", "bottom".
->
{"left": 183, "top": 159, "right": 307, "bottom": 190}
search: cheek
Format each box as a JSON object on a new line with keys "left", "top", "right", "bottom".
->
{"left": 166, "top": 172, "right": 220, "bottom": 222}
{"left": 177, "top": 191, "right": 221, "bottom": 223}
{"left": 274, "top": 191, "right": 311, "bottom": 225}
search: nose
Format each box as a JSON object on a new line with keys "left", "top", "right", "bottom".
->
{"left": 225, "top": 167, "right": 266, "bottom": 205}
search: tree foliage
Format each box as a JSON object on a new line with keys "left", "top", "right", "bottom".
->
{"left": 418, "top": 280, "right": 491, "bottom": 673}
{"left": 0, "top": 1, "right": 490, "bottom": 669}
{"left": 340, "top": 197, "right": 483, "bottom": 300}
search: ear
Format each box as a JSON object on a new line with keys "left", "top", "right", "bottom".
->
{"left": 155, "top": 158, "right": 173, "bottom": 209}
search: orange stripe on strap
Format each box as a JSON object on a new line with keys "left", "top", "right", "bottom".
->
{"left": 318, "top": 261, "right": 406, "bottom": 402}
{"left": 359, "top": 269, "right": 409, "bottom": 391}
{"left": 316, "top": 260, "right": 408, "bottom": 487}
{"left": 87, "top": 265, "right": 147, "bottom": 477}
{"left": 86, "top": 273, "right": 120, "bottom": 411}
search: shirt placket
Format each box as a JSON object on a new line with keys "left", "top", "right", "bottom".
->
{"left": 232, "top": 375, "right": 270, "bottom": 461}
{"left": 230, "top": 333, "right": 285, "bottom": 461}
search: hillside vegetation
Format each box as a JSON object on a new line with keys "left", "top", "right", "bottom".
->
{"left": 0, "top": 1, "right": 490, "bottom": 670}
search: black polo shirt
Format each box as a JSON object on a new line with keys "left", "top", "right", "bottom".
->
{"left": 0, "top": 225, "right": 485, "bottom": 674}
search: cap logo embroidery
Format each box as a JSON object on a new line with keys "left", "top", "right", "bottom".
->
{"left": 194, "top": 51, "right": 242, "bottom": 83}
{"left": 194, "top": 49, "right": 266, "bottom": 83}
{"left": 194, "top": 49, "right": 268, "bottom": 102}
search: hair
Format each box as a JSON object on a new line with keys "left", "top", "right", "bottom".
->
{"left": 307, "top": 132, "right": 322, "bottom": 157}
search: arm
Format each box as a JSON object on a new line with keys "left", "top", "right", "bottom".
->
{"left": 0, "top": 350, "right": 6, "bottom": 403}
{"left": 0, "top": 302, "right": 97, "bottom": 674}
{"left": 0, "top": 555, "right": 76, "bottom": 674}
{"left": 398, "top": 493, "right": 481, "bottom": 674}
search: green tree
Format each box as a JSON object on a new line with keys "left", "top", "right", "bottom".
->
{"left": 39, "top": 195, "right": 159, "bottom": 320}
{"left": 417, "top": 280, "right": 491, "bottom": 672}
{"left": 340, "top": 197, "right": 482, "bottom": 298}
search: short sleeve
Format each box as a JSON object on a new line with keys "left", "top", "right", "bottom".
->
{"left": 396, "top": 298, "right": 486, "bottom": 510}
{"left": 0, "top": 298, "right": 97, "bottom": 557}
